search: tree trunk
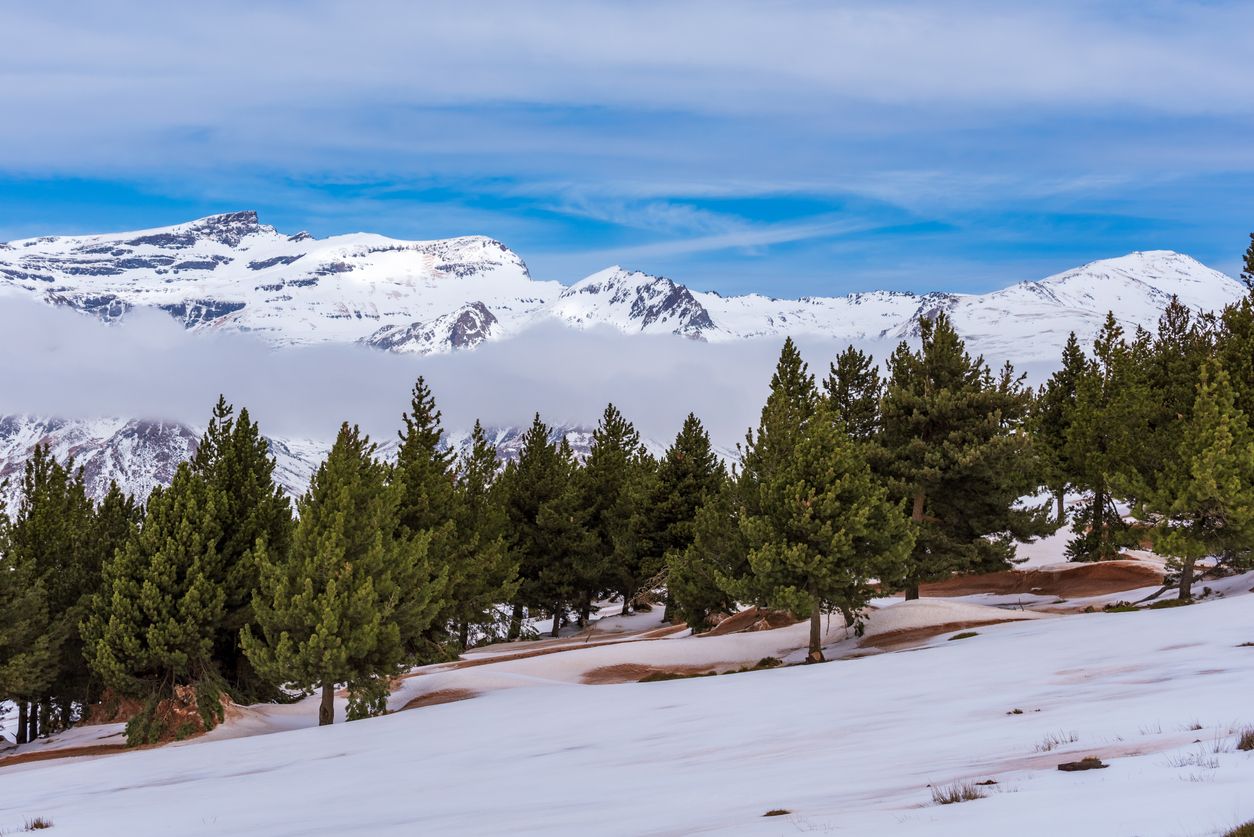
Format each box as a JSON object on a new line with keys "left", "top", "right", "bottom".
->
{"left": 318, "top": 683, "right": 335, "bottom": 726}
{"left": 1092, "top": 480, "right": 1106, "bottom": 558}
{"left": 1056, "top": 490, "right": 1065, "bottom": 527}
{"left": 1178, "top": 556, "right": 1196, "bottom": 601}
{"left": 16, "top": 701, "right": 28, "bottom": 746}
{"left": 579, "top": 599, "right": 591, "bottom": 628}
{"left": 60, "top": 700, "right": 72, "bottom": 730}
{"left": 38, "top": 699, "right": 50, "bottom": 738}
{"left": 906, "top": 491, "right": 925, "bottom": 601}
{"left": 550, "top": 604, "right": 562, "bottom": 638}
{"left": 662, "top": 593, "right": 672, "bottom": 624}
{"left": 507, "top": 603, "right": 524, "bottom": 641}
{"left": 620, "top": 597, "right": 630, "bottom": 617}
{"left": 806, "top": 601, "right": 824, "bottom": 663}
{"left": 27, "top": 701, "right": 38, "bottom": 741}
{"left": 457, "top": 620, "right": 470, "bottom": 652}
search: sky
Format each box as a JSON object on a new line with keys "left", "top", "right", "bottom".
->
{"left": 2, "top": 0, "right": 1253, "bottom": 296}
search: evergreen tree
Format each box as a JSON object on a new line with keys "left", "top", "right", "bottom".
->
{"left": 880, "top": 313, "right": 1042, "bottom": 596}
{"left": 0, "top": 502, "right": 58, "bottom": 746}
{"left": 189, "top": 397, "right": 293, "bottom": 701}
{"left": 1139, "top": 366, "right": 1254, "bottom": 598}
{"left": 500, "top": 417, "right": 591, "bottom": 639}
{"left": 822, "top": 345, "right": 882, "bottom": 441}
{"left": 5, "top": 446, "right": 97, "bottom": 736}
{"left": 242, "top": 423, "right": 445, "bottom": 725}
{"left": 739, "top": 337, "right": 819, "bottom": 501}
{"left": 1033, "top": 332, "right": 1086, "bottom": 525}
{"left": 448, "top": 421, "right": 518, "bottom": 648}
{"left": 732, "top": 404, "right": 913, "bottom": 661}
{"left": 84, "top": 463, "right": 228, "bottom": 743}
{"left": 668, "top": 482, "right": 746, "bottom": 632}
{"left": 1243, "top": 232, "right": 1254, "bottom": 292}
{"left": 392, "top": 377, "right": 460, "bottom": 656}
{"left": 645, "top": 414, "right": 726, "bottom": 623}
{"left": 578, "top": 404, "right": 646, "bottom": 624}
{"left": 1217, "top": 292, "right": 1254, "bottom": 421}
{"left": 1064, "top": 313, "right": 1152, "bottom": 560}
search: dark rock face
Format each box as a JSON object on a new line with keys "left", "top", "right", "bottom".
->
{"left": 158, "top": 298, "right": 247, "bottom": 328}
{"left": 364, "top": 302, "right": 499, "bottom": 352}
{"left": 45, "top": 292, "right": 133, "bottom": 323}
{"left": 248, "top": 255, "right": 304, "bottom": 270}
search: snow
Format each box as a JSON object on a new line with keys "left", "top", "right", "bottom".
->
{"left": 5, "top": 570, "right": 1251, "bottom": 835}
{"left": 2, "top": 213, "right": 1244, "bottom": 363}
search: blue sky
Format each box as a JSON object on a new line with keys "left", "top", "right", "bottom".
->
{"left": 2, "top": 1, "right": 1252, "bottom": 296}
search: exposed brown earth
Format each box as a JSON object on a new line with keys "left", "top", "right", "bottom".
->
{"left": 581, "top": 662, "right": 728, "bottom": 685}
{"left": 862, "top": 619, "right": 1025, "bottom": 650}
{"left": 400, "top": 689, "right": 480, "bottom": 711}
{"left": 0, "top": 743, "right": 128, "bottom": 769}
{"left": 919, "top": 560, "right": 1163, "bottom": 599}
{"left": 703, "top": 607, "right": 802, "bottom": 637}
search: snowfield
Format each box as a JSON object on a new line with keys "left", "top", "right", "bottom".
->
{"left": 3, "top": 571, "right": 1252, "bottom": 836}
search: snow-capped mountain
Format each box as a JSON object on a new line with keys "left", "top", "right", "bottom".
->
{"left": 2, "top": 212, "right": 1246, "bottom": 360}
{"left": 1, "top": 211, "right": 1248, "bottom": 507}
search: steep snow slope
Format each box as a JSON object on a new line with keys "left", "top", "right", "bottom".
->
{"left": 0, "top": 211, "right": 556, "bottom": 350}
{"left": 2, "top": 587, "right": 1251, "bottom": 836}
{"left": 2, "top": 213, "right": 1245, "bottom": 360}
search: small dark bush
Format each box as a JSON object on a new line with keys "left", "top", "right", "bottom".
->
{"left": 948, "top": 631, "right": 979, "bottom": 641}
{"left": 763, "top": 809, "right": 791, "bottom": 817}
{"left": 24, "top": 817, "right": 53, "bottom": 831}
{"left": 1057, "top": 756, "right": 1108, "bottom": 771}
{"left": 1237, "top": 726, "right": 1254, "bottom": 751}
{"left": 931, "top": 782, "right": 986, "bottom": 805}
{"left": 1224, "top": 822, "right": 1254, "bottom": 837}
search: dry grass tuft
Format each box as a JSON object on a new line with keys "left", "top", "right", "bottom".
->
{"left": 1034, "top": 730, "right": 1079, "bottom": 752}
{"left": 930, "top": 782, "right": 987, "bottom": 805}
{"left": 1237, "top": 726, "right": 1254, "bottom": 751}
{"left": 23, "top": 818, "right": 53, "bottom": 831}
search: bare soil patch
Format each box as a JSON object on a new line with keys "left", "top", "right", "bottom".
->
{"left": 399, "top": 689, "right": 480, "bottom": 711}
{"left": 0, "top": 743, "right": 128, "bottom": 770}
{"left": 704, "top": 607, "right": 802, "bottom": 637}
{"left": 919, "top": 561, "right": 1163, "bottom": 599}
{"left": 581, "top": 662, "right": 728, "bottom": 685}
{"left": 863, "top": 619, "right": 1022, "bottom": 650}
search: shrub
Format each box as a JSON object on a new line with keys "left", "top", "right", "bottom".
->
{"left": 24, "top": 818, "right": 53, "bottom": 831}
{"left": 948, "top": 632, "right": 979, "bottom": 641}
{"left": 1035, "top": 730, "right": 1079, "bottom": 752}
{"left": 931, "top": 782, "right": 986, "bottom": 805}
{"left": 1237, "top": 726, "right": 1254, "bottom": 751}
{"left": 1224, "top": 822, "right": 1254, "bottom": 837}
{"left": 762, "top": 809, "right": 791, "bottom": 817}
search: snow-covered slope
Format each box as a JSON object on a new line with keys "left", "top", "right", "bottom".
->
{"left": 2, "top": 213, "right": 1245, "bottom": 359}
{"left": 0, "top": 211, "right": 556, "bottom": 352}
{"left": 2, "top": 582, "right": 1251, "bottom": 835}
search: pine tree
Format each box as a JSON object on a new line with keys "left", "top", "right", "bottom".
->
{"left": 448, "top": 421, "right": 518, "bottom": 648}
{"left": 733, "top": 404, "right": 913, "bottom": 661}
{"left": 500, "top": 417, "right": 592, "bottom": 639}
{"left": 1064, "top": 313, "right": 1152, "bottom": 560}
{"left": 189, "top": 397, "right": 293, "bottom": 701}
{"left": 1242, "top": 233, "right": 1254, "bottom": 292}
{"left": 392, "top": 378, "right": 460, "bottom": 657}
{"left": 5, "top": 446, "right": 98, "bottom": 736}
{"left": 1217, "top": 292, "right": 1254, "bottom": 421}
{"left": 242, "top": 423, "right": 445, "bottom": 726}
{"left": 84, "top": 463, "right": 228, "bottom": 742}
{"left": 578, "top": 403, "right": 646, "bottom": 624}
{"left": 740, "top": 337, "right": 819, "bottom": 500}
{"left": 1139, "top": 366, "right": 1254, "bottom": 598}
{"left": 0, "top": 502, "right": 58, "bottom": 746}
{"left": 880, "top": 313, "right": 1042, "bottom": 596}
{"left": 646, "top": 414, "right": 726, "bottom": 623}
{"left": 668, "top": 482, "right": 746, "bottom": 632}
{"left": 1033, "top": 332, "right": 1086, "bottom": 525}
{"left": 823, "top": 345, "right": 882, "bottom": 441}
